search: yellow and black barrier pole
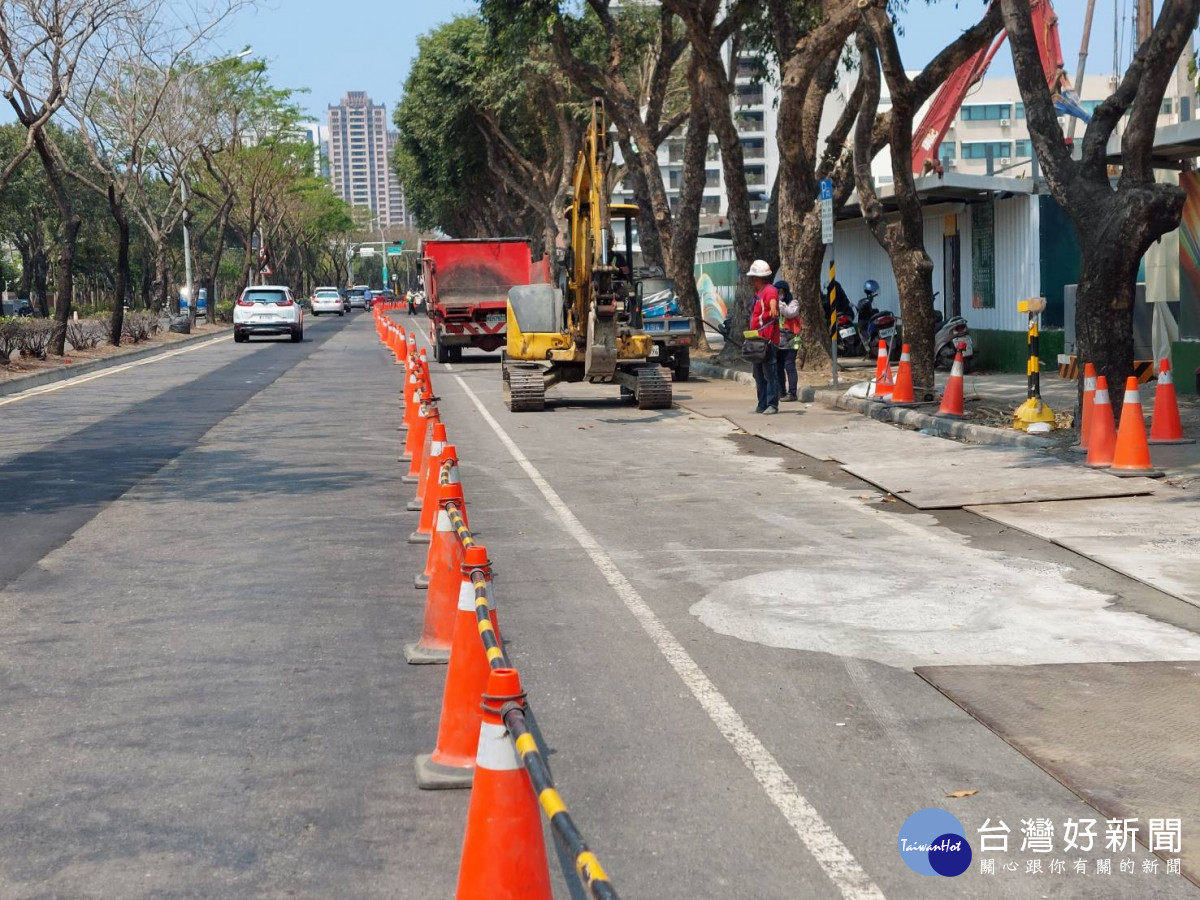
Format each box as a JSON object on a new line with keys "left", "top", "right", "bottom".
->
{"left": 1013, "top": 297, "right": 1056, "bottom": 433}
{"left": 443, "top": 473, "right": 619, "bottom": 899}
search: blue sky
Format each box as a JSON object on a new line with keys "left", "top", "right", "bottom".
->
{"left": 0, "top": 1, "right": 1125, "bottom": 125}
{"left": 215, "top": 1, "right": 1117, "bottom": 121}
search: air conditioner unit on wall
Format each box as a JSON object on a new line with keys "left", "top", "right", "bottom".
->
{"left": 999, "top": 158, "right": 1012, "bottom": 166}
{"left": 1000, "top": 118, "right": 1011, "bottom": 127}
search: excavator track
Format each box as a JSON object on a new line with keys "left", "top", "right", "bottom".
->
{"left": 634, "top": 366, "right": 672, "bottom": 410}
{"left": 503, "top": 363, "right": 546, "bottom": 412}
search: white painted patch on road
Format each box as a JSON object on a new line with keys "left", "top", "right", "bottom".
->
{"left": 0, "top": 335, "right": 228, "bottom": 407}
{"left": 453, "top": 374, "right": 886, "bottom": 900}
{"left": 690, "top": 450, "right": 1200, "bottom": 669}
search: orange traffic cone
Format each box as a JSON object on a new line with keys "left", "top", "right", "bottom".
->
{"left": 870, "top": 340, "right": 893, "bottom": 398}
{"left": 1072, "top": 363, "right": 1097, "bottom": 454}
{"left": 404, "top": 484, "right": 469, "bottom": 664}
{"left": 409, "top": 422, "right": 448, "bottom": 512}
{"left": 1150, "top": 358, "right": 1194, "bottom": 445}
{"left": 401, "top": 360, "right": 422, "bottom": 434}
{"left": 1110, "top": 377, "right": 1163, "bottom": 477}
{"left": 889, "top": 344, "right": 916, "bottom": 405}
{"left": 937, "top": 351, "right": 965, "bottom": 418}
{"left": 415, "top": 447, "right": 459, "bottom": 586}
{"left": 402, "top": 394, "right": 438, "bottom": 482}
{"left": 1086, "top": 376, "right": 1117, "bottom": 468}
{"left": 415, "top": 546, "right": 502, "bottom": 789}
{"left": 454, "top": 667, "right": 551, "bottom": 900}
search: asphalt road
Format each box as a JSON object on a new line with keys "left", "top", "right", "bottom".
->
{"left": 0, "top": 309, "right": 1196, "bottom": 899}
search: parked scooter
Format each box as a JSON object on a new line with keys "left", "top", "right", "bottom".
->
{"left": 855, "top": 280, "right": 901, "bottom": 360}
{"left": 934, "top": 311, "right": 975, "bottom": 372}
{"left": 824, "top": 276, "right": 865, "bottom": 357}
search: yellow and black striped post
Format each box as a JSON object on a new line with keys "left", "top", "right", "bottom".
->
{"left": 1013, "top": 297, "right": 1056, "bottom": 432}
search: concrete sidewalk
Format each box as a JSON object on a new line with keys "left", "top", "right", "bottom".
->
{"left": 675, "top": 374, "right": 1200, "bottom": 615}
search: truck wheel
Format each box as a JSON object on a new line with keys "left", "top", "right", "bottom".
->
{"left": 673, "top": 349, "right": 691, "bottom": 383}
{"left": 449, "top": 346, "right": 463, "bottom": 363}
{"left": 434, "top": 336, "right": 448, "bottom": 363}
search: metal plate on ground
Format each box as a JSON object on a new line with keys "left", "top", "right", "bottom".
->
{"left": 917, "top": 661, "right": 1200, "bottom": 885}
{"left": 843, "top": 453, "right": 1155, "bottom": 509}
{"left": 969, "top": 495, "right": 1200, "bottom": 610}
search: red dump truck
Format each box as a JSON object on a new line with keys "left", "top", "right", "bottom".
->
{"left": 422, "top": 238, "right": 545, "bottom": 363}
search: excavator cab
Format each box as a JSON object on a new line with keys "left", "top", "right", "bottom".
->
{"left": 502, "top": 99, "right": 671, "bottom": 412}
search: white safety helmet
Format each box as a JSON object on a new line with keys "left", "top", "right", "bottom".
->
{"left": 746, "top": 259, "right": 772, "bottom": 278}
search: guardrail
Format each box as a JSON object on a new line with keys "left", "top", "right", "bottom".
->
{"left": 374, "top": 309, "right": 619, "bottom": 900}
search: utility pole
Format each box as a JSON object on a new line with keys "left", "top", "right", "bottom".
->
{"left": 1137, "top": 0, "right": 1153, "bottom": 46}
{"left": 1066, "top": 0, "right": 1097, "bottom": 142}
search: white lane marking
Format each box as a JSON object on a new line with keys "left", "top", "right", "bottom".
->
{"left": 453, "top": 373, "right": 886, "bottom": 900}
{"left": 0, "top": 335, "right": 228, "bottom": 407}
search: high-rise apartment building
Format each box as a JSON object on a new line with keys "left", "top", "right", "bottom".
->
{"left": 327, "top": 92, "right": 414, "bottom": 227}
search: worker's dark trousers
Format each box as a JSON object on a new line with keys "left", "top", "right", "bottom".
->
{"left": 777, "top": 346, "right": 798, "bottom": 397}
{"left": 753, "top": 345, "right": 779, "bottom": 411}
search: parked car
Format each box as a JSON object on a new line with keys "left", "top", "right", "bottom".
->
{"left": 311, "top": 287, "right": 345, "bottom": 316}
{"left": 346, "top": 285, "right": 371, "bottom": 310}
{"left": 1, "top": 298, "right": 34, "bottom": 317}
{"left": 233, "top": 285, "right": 303, "bottom": 343}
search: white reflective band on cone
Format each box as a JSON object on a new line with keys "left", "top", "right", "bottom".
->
{"left": 448, "top": 465, "right": 461, "bottom": 485}
{"left": 436, "top": 509, "right": 453, "bottom": 531}
{"left": 900, "top": 352, "right": 910, "bottom": 361}
{"left": 475, "top": 721, "right": 521, "bottom": 770}
{"left": 1124, "top": 390, "right": 1140, "bottom": 404}
{"left": 1084, "top": 376, "right": 1097, "bottom": 391}
{"left": 1162, "top": 370, "right": 1174, "bottom": 385}
{"left": 458, "top": 577, "right": 490, "bottom": 612}
{"left": 950, "top": 360, "right": 963, "bottom": 377}
{"left": 1094, "top": 390, "right": 1110, "bottom": 403}
{"left": 431, "top": 441, "right": 445, "bottom": 455}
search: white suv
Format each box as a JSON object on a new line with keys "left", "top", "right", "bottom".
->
{"left": 233, "top": 285, "right": 303, "bottom": 343}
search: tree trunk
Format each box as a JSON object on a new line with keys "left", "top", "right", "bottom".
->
{"left": 138, "top": 245, "right": 152, "bottom": 310}
{"left": 616, "top": 134, "right": 664, "bottom": 270}
{"left": 671, "top": 62, "right": 712, "bottom": 352}
{"left": 30, "top": 129, "right": 78, "bottom": 355}
{"left": 32, "top": 253, "right": 50, "bottom": 318}
{"left": 1075, "top": 236, "right": 1139, "bottom": 419}
{"left": 153, "top": 238, "right": 170, "bottom": 313}
{"left": 206, "top": 206, "right": 230, "bottom": 325}
{"left": 893, "top": 249, "right": 937, "bottom": 390}
{"left": 107, "top": 186, "right": 130, "bottom": 346}
{"left": 791, "top": 208, "right": 834, "bottom": 372}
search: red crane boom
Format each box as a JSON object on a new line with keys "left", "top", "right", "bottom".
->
{"left": 911, "top": 0, "right": 1071, "bottom": 174}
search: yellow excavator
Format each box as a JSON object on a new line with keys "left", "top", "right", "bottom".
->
{"left": 502, "top": 99, "right": 672, "bottom": 412}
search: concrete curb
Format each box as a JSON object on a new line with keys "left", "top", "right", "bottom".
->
{"left": 691, "top": 359, "right": 754, "bottom": 385}
{"left": 810, "top": 387, "right": 1056, "bottom": 449}
{"left": 0, "top": 328, "right": 229, "bottom": 399}
{"left": 691, "top": 359, "right": 1054, "bottom": 450}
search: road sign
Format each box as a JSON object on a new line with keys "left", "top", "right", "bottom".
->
{"left": 820, "top": 178, "right": 834, "bottom": 245}
{"left": 386, "top": 245, "right": 403, "bottom": 256}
